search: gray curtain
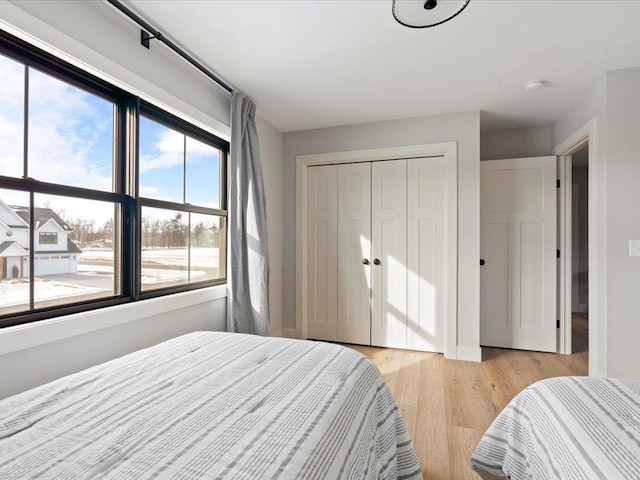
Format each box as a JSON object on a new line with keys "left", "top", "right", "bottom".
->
{"left": 227, "top": 91, "right": 270, "bottom": 335}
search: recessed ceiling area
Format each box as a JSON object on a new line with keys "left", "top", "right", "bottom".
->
{"left": 125, "top": 0, "right": 640, "bottom": 133}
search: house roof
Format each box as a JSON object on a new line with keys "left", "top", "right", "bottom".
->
{"left": 63, "top": 238, "right": 82, "bottom": 255}
{"left": 10, "top": 206, "right": 73, "bottom": 232}
{"left": 0, "top": 238, "right": 82, "bottom": 256}
{"left": 0, "top": 198, "right": 29, "bottom": 229}
{"left": 0, "top": 241, "right": 29, "bottom": 257}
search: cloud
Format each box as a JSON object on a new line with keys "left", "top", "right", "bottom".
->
{"left": 139, "top": 129, "right": 184, "bottom": 173}
{"left": 139, "top": 125, "right": 219, "bottom": 174}
{"left": 0, "top": 61, "right": 114, "bottom": 194}
{"left": 27, "top": 69, "right": 113, "bottom": 192}
{"left": 139, "top": 185, "right": 160, "bottom": 197}
{"left": 0, "top": 56, "right": 26, "bottom": 177}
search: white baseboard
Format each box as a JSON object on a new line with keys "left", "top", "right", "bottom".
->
{"left": 283, "top": 328, "right": 301, "bottom": 339}
{"left": 456, "top": 345, "right": 482, "bottom": 362}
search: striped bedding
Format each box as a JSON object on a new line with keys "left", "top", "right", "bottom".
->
{"left": 0, "top": 331, "right": 421, "bottom": 479}
{"left": 471, "top": 376, "right": 640, "bottom": 480}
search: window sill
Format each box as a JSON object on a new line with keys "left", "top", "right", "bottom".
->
{"left": 0, "top": 285, "right": 227, "bottom": 356}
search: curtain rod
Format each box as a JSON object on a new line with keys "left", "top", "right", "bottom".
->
{"left": 105, "top": 0, "right": 234, "bottom": 94}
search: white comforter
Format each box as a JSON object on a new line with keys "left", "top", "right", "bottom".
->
{"left": 0, "top": 331, "right": 422, "bottom": 479}
{"left": 471, "top": 376, "right": 640, "bottom": 479}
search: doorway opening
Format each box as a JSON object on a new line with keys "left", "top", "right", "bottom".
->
{"left": 570, "top": 145, "right": 589, "bottom": 354}
{"left": 557, "top": 128, "right": 595, "bottom": 374}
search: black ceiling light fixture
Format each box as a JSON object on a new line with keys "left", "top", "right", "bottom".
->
{"left": 392, "top": 0, "right": 470, "bottom": 28}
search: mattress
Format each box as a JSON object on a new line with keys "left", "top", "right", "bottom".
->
{"left": 471, "top": 376, "right": 640, "bottom": 480}
{"left": 0, "top": 331, "right": 422, "bottom": 479}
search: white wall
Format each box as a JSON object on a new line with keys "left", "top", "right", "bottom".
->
{"left": 480, "top": 125, "right": 552, "bottom": 160}
{"left": 0, "top": 289, "right": 226, "bottom": 398}
{"left": 283, "top": 111, "right": 481, "bottom": 354}
{"left": 604, "top": 67, "right": 640, "bottom": 379}
{"left": 256, "top": 115, "right": 284, "bottom": 336}
{"left": 553, "top": 74, "right": 609, "bottom": 376}
{"left": 557, "top": 67, "right": 640, "bottom": 379}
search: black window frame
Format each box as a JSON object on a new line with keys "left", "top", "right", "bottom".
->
{"left": 0, "top": 30, "right": 229, "bottom": 329}
{"left": 137, "top": 101, "right": 228, "bottom": 299}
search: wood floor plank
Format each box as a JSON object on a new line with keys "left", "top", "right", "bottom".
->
{"left": 344, "top": 320, "right": 588, "bottom": 479}
{"left": 447, "top": 426, "right": 483, "bottom": 480}
{"left": 414, "top": 355, "right": 450, "bottom": 480}
{"left": 460, "top": 361, "right": 499, "bottom": 431}
{"left": 443, "top": 359, "right": 475, "bottom": 430}
{"left": 395, "top": 350, "right": 424, "bottom": 408}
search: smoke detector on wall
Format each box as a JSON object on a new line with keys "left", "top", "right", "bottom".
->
{"left": 524, "top": 80, "right": 548, "bottom": 92}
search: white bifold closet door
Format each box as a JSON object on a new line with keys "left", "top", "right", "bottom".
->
{"left": 305, "top": 157, "right": 447, "bottom": 352}
{"left": 306, "top": 165, "right": 338, "bottom": 341}
{"left": 406, "top": 156, "right": 446, "bottom": 352}
{"left": 371, "top": 160, "right": 407, "bottom": 349}
{"left": 337, "top": 163, "right": 371, "bottom": 345}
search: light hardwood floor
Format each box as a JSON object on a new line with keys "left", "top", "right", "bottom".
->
{"left": 346, "top": 314, "right": 588, "bottom": 480}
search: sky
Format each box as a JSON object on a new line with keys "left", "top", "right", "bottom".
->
{"left": 0, "top": 53, "right": 221, "bottom": 228}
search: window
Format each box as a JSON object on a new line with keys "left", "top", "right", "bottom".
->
{"left": 38, "top": 232, "right": 58, "bottom": 245}
{"left": 139, "top": 106, "right": 226, "bottom": 292}
{"left": 0, "top": 31, "right": 228, "bottom": 328}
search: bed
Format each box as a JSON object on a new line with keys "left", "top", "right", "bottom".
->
{"left": 0, "top": 331, "right": 421, "bottom": 479}
{"left": 471, "top": 376, "right": 640, "bottom": 480}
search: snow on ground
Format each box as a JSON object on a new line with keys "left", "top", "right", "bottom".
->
{"left": 0, "top": 278, "right": 103, "bottom": 307}
{"left": 0, "top": 248, "right": 218, "bottom": 310}
{"left": 78, "top": 264, "right": 207, "bottom": 284}
{"left": 80, "top": 248, "right": 220, "bottom": 268}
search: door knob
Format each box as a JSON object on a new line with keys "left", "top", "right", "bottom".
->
{"left": 480, "top": 259, "right": 485, "bottom": 266}
{"left": 373, "top": 258, "right": 381, "bottom": 265}
{"left": 362, "top": 259, "right": 370, "bottom": 265}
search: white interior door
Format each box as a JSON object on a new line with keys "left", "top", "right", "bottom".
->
{"left": 371, "top": 160, "right": 407, "bottom": 349}
{"left": 306, "top": 165, "right": 338, "bottom": 341}
{"left": 480, "top": 157, "right": 557, "bottom": 352}
{"left": 337, "top": 163, "right": 371, "bottom": 345}
{"left": 407, "top": 156, "right": 446, "bottom": 353}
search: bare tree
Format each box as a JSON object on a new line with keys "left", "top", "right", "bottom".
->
{"left": 68, "top": 217, "right": 95, "bottom": 245}
{"left": 102, "top": 218, "right": 114, "bottom": 240}
{"left": 193, "top": 222, "right": 205, "bottom": 247}
{"left": 141, "top": 215, "right": 150, "bottom": 249}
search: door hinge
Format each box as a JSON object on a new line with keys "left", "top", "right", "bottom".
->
{"left": 557, "top": 319, "right": 560, "bottom": 329}
{"left": 557, "top": 249, "right": 560, "bottom": 259}
{"left": 557, "top": 179, "right": 560, "bottom": 188}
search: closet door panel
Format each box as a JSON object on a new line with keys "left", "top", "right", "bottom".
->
{"left": 407, "top": 156, "right": 446, "bottom": 352}
{"left": 371, "top": 160, "right": 407, "bottom": 349}
{"left": 337, "top": 163, "right": 371, "bottom": 345}
{"left": 306, "top": 165, "right": 338, "bottom": 341}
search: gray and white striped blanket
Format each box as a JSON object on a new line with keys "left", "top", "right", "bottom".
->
{"left": 0, "top": 331, "right": 422, "bottom": 479}
{"left": 471, "top": 376, "right": 640, "bottom": 479}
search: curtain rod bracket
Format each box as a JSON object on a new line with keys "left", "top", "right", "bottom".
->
{"left": 141, "top": 30, "right": 162, "bottom": 49}
{"left": 106, "top": 0, "right": 233, "bottom": 93}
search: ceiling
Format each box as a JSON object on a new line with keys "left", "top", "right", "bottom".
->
{"left": 125, "top": 0, "right": 640, "bottom": 133}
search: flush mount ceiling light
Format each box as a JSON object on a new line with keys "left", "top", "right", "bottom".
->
{"left": 392, "top": 0, "right": 470, "bottom": 29}
{"left": 524, "top": 80, "right": 548, "bottom": 92}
